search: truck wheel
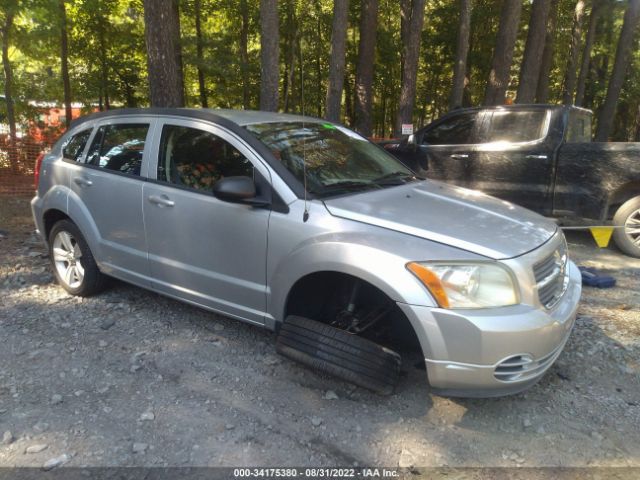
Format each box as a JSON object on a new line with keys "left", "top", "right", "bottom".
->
{"left": 49, "top": 220, "right": 107, "bottom": 296}
{"left": 276, "top": 315, "right": 402, "bottom": 395}
{"left": 612, "top": 196, "right": 640, "bottom": 258}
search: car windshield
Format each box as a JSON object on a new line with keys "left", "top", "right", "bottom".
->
{"left": 245, "top": 121, "right": 419, "bottom": 198}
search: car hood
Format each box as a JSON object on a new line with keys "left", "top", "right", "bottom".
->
{"left": 323, "top": 180, "right": 557, "bottom": 259}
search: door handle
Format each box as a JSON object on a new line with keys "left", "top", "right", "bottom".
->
{"left": 148, "top": 194, "right": 175, "bottom": 207}
{"left": 73, "top": 177, "right": 93, "bottom": 187}
{"left": 450, "top": 154, "right": 469, "bottom": 159}
{"left": 525, "top": 154, "right": 548, "bottom": 159}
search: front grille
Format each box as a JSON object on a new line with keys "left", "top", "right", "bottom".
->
{"left": 494, "top": 345, "right": 562, "bottom": 382}
{"left": 533, "top": 239, "right": 569, "bottom": 309}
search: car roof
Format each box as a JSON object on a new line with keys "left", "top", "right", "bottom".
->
{"left": 447, "top": 103, "right": 592, "bottom": 115}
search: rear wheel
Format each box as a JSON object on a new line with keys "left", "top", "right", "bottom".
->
{"left": 49, "top": 220, "right": 106, "bottom": 296}
{"left": 276, "top": 315, "right": 402, "bottom": 395}
{"left": 612, "top": 196, "right": 640, "bottom": 258}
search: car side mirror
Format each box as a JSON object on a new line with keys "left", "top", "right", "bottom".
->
{"left": 213, "top": 176, "right": 257, "bottom": 203}
{"left": 400, "top": 134, "right": 418, "bottom": 153}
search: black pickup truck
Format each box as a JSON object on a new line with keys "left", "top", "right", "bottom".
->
{"left": 383, "top": 104, "right": 640, "bottom": 257}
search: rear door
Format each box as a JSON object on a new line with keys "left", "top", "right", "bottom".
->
{"left": 415, "top": 110, "right": 483, "bottom": 187}
{"left": 142, "top": 118, "right": 271, "bottom": 325}
{"left": 473, "top": 109, "right": 556, "bottom": 213}
{"left": 68, "top": 117, "right": 153, "bottom": 285}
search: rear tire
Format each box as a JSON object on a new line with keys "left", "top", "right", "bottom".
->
{"left": 276, "top": 315, "right": 402, "bottom": 395}
{"left": 612, "top": 196, "right": 640, "bottom": 258}
{"left": 49, "top": 220, "right": 107, "bottom": 296}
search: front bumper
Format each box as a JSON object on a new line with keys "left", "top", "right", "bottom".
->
{"left": 397, "top": 260, "right": 581, "bottom": 397}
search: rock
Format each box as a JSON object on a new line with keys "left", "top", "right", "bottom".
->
{"left": 225, "top": 424, "right": 235, "bottom": 430}
{"left": 25, "top": 444, "right": 49, "bottom": 454}
{"left": 213, "top": 323, "right": 225, "bottom": 332}
{"left": 130, "top": 364, "right": 142, "bottom": 373}
{"left": 98, "top": 340, "right": 108, "bottom": 348}
{"left": 523, "top": 418, "right": 532, "bottom": 428}
{"left": 74, "top": 390, "right": 84, "bottom": 397}
{"left": 263, "top": 355, "right": 280, "bottom": 366}
{"left": 51, "top": 394, "right": 63, "bottom": 405}
{"left": 132, "top": 442, "right": 148, "bottom": 454}
{"left": 1, "top": 431, "right": 14, "bottom": 445}
{"left": 310, "top": 417, "right": 323, "bottom": 427}
{"left": 323, "top": 390, "right": 339, "bottom": 400}
{"left": 536, "top": 426, "right": 546, "bottom": 435}
{"left": 591, "top": 431, "right": 604, "bottom": 441}
{"left": 42, "top": 454, "right": 70, "bottom": 471}
{"left": 100, "top": 318, "right": 116, "bottom": 330}
{"left": 140, "top": 411, "right": 155, "bottom": 421}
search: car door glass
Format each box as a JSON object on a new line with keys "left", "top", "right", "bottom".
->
{"left": 158, "top": 125, "right": 253, "bottom": 193}
{"left": 422, "top": 113, "right": 478, "bottom": 145}
{"left": 86, "top": 124, "right": 148, "bottom": 176}
{"left": 484, "top": 111, "right": 547, "bottom": 143}
{"left": 62, "top": 129, "right": 92, "bottom": 162}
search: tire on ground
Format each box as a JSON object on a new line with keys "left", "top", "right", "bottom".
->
{"left": 612, "top": 196, "right": 640, "bottom": 258}
{"left": 48, "top": 219, "right": 107, "bottom": 296}
{"left": 276, "top": 315, "right": 402, "bottom": 395}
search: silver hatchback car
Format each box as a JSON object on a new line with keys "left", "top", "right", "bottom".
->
{"left": 32, "top": 108, "right": 581, "bottom": 397}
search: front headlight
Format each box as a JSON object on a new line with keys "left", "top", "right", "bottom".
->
{"left": 407, "top": 262, "right": 519, "bottom": 309}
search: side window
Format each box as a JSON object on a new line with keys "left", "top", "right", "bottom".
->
{"left": 422, "top": 113, "right": 479, "bottom": 145}
{"left": 86, "top": 123, "right": 149, "bottom": 176}
{"left": 157, "top": 125, "right": 253, "bottom": 193}
{"left": 483, "top": 111, "right": 548, "bottom": 143}
{"left": 62, "top": 129, "right": 92, "bottom": 162}
{"left": 566, "top": 111, "right": 592, "bottom": 143}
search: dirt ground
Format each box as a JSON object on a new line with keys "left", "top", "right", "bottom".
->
{"left": 0, "top": 196, "right": 639, "bottom": 474}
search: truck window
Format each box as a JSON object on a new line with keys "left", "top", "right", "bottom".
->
{"left": 566, "top": 110, "right": 592, "bottom": 142}
{"left": 484, "top": 110, "right": 548, "bottom": 143}
{"left": 421, "top": 112, "right": 479, "bottom": 145}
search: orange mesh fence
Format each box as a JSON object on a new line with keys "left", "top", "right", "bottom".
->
{"left": 0, "top": 139, "right": 53, "bottom": 196}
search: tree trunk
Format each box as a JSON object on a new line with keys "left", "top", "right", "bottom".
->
{"left": 354, "top": 0, "right": 379, "bottom": 136}
{"left": 449, "top": 0, "right": 471, "bottom": 110}
{"left": 97, "top": 20, "right": 109, "bottom": 110}
{"left": 59, "top": 0, "right": 72, "bottom": 126}
{"left": 239, "top": 0, "right": 250, "bottom": 109}
{"left": 325, "top": 0, "right": 349, "bottom": 122}
{"left": 516, "top": 0, "right": 552, "bottom": 104}
{"left": 536, "top": 0, "right": 559, "bottom": 103}
{"left": 143, "top": 0, "right": 185, "bottom": 107}
{"left": 484, "top": 0, "right": 522, "bottom": 106}
{"left": 195, "top": 0, "right": 208, "bottom": 108}
{"left": 395, "top": 0, "right": 426, "bottom": 136}
{"left": 575, "top": 0, "right": 601, "bottom": 106}
{"left": 1, "top": 9, "right": 17, "bottom": 171}
{"left": 260, "top": 0, "right": 280, "bottom": 111}
{"left": 595, "top": 0, "right": 640, "bottom": 141}
{"left": 562, "top": 0, "right": 586, "bottom": 105}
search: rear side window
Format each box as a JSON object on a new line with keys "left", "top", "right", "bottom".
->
{"left": 566, "top": 110, "right": 592, "bottom": 143}
{"left": 157, "top": 125, "right": 253, "bottom": 193}
{"left": 86, "top": 124, "right": 149, "bottom": 176}
{"left": 422, "top": 112, "right": 479, "bottom": 145}
{"left": 62, "top": 129, "right": 92, "bottom": 162}
{"left": 483, "top": 111, "right": 548, "bottom": 143}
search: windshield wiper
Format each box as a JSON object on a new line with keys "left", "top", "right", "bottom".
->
{"left": 311, "top": 181, "right": 381, "bottom": 197}
{"left": 373, "top": 171, "right": 422, "bottom": 185}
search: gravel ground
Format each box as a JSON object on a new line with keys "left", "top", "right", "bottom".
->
{"left": 0, "top": 196, "right": 639, "bottom": 471}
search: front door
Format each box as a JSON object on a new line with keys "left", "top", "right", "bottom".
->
{"left": 142, "top": 120, "right": 271, "bottom": 325}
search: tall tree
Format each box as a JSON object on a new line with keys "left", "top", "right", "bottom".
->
{"left": 260, "top": 0, "right": 279, "bottom": 111}
{"left": 449, "top": 0, "right": 472, "bottom": 110}
{"left": 194, "top": 0, "right": 207, "bottom": 108}
{"left": 239, "top": 0, "right": 251, "bottom": 109}
{"left": 516, "top": 0, "right": 552, "bottom": 104}
{"left": 484, "top": 0, "right": 522, "bottom": 105}
{"left": 143, "top": 0, "right": 185, "bottom": 107}
{"left": 595, "top": 0, "right": 640, "bottom": 141}
{"left": 575, "top": 0, "right": 602, "bottom": 106}
{"left": 59, "top": 0, "right": 72, "bottom": 125}
{"left": 395, "top": 0, "right": 426, "bottom": 136}
{"left": 1, "top": 5, "right": 17, "bottom": 169}
{"left": 354, "top": 0, "right": 379, "bottom": 136}
{"left": 325, "top": 0, "right": 349, "bottom": 122}
{"left": 536, "top": 0, "right": 559, "bottom": 103}
{"left": 562, "top": 0, "right": 586, "bottom": 104}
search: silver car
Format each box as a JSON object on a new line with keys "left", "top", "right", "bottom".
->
{"left": 31, "top": 109, "right": 581, "bottom": 397}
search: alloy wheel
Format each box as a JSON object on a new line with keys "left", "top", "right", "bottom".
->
{"left": 52, "top": 230, "right": 85, "bottom": 289}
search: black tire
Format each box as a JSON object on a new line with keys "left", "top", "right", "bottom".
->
{"left": 48, "top": 220, "right": 107, "bottom": 296}
{"left": 612, "top": 196, "right": 640, "bottom": 258}
{"left": 276, "top": 315, "right": 401, "bottom": 395}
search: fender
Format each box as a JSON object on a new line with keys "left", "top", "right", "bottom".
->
{"left": 64, "top": 187, "right": 105, "bottom": 263}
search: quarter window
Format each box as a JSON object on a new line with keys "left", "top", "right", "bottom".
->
{"left": 86, "top": 124, "right": 149, "bottom": 176}
{"left": 483, "top": 111, "right": 548, "bottom": 143}
{"left": 62, "top": 129, "right": 92, "bottom": 162}
{"left": 422, "top": 113, "right": 479, "bottom": 145}
{"left": 158, "top": 125, "right": 253, "bottom": 192}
